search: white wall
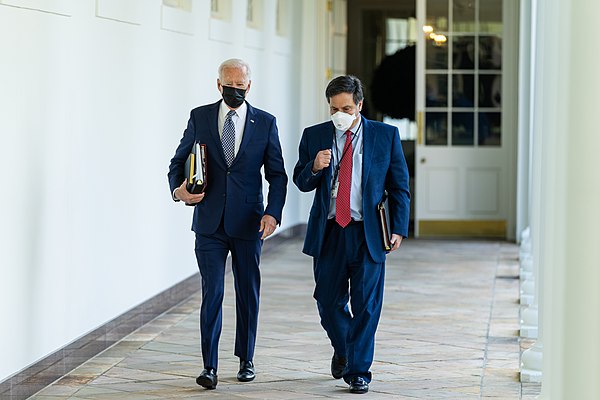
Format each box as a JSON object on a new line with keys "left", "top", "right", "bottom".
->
{"left": 0, "top": 0, "right": 324, "bottom": 381}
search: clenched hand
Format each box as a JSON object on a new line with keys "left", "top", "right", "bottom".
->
{"left": 175, "top": 180, "right": 205, "bottom": 205}
{"left": 312, "top": 149, "right": 332, "bottom": 173}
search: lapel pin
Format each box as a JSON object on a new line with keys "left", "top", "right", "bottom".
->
{"left": 250, "top": 119, "right": 255, "bottom": 123}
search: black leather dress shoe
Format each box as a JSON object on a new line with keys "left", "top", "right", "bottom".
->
{"left": 196, "top": 368, "right": 218, "bottom": 389}
{"left": 349, "top": 376, "right": 369, "bottom": 394}
{"left": 237, "top": 360, "right": 255, "bottom": 382}
{"left": 331, "top": 354, "right": 347, "bottom": 379}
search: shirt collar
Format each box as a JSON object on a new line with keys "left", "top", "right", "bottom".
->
{"left": 219, "top": 100, "right": 248, "bottom": 121}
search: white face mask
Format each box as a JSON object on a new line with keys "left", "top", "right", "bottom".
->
{"left": 330, "top": 111, "right": 357, "bottom": 131}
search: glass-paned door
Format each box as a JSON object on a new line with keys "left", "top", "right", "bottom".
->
{"left": 415, "top": 0, "right": 515, "bottom": 238}
{"left": 424, "top": 0, "right": 502, "bottom": 147}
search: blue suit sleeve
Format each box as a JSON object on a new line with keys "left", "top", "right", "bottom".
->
{"left": 168, "top": 111, "right": 195, "bottom": 197}
{"left": 263, "top": 117, "right": 288, "bottom": 225}
{"left": 293, "top": 128, "right": 323, "bottom": 192}
{"left": 386, "top": 128, "right": 411, "bottom": 237}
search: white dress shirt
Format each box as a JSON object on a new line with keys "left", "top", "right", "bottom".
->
{"left": 328, "top": 116, "right": 364, "bottom": 221}
{"left": 218, "top": 100, "right": 247, "bottom": 157}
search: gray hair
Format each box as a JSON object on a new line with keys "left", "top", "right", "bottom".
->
{"left": 218, "top": 58, "right": 252, "bottom": 82}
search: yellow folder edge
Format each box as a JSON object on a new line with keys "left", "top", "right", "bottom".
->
{"left": 188, "top": 153, "right": 195, "bottom": 185}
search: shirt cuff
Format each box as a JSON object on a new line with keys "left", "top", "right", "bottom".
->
{"left": 172, "top": 188, "right": 180, "bottom": 202}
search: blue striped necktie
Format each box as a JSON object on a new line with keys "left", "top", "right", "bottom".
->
{"left": 222, "top": 110, "right": 236, "bottom": 166}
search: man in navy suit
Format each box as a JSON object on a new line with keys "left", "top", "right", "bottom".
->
{"left": 293, "top": 75, "right": 410, "bottom": 394}
{"left": 168, "top": 59, "right": 287, "bottom": 390}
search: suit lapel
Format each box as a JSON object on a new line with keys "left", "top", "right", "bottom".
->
{"left": 207, "top": 100, "right": 227, "bottom": 168}
{"left": 232, "top": 101, "right": 255, "bottom": 166}
{"left": 361, "top": 117, "right": 375, "bottom": 189}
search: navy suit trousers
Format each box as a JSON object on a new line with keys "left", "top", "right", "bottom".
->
{"left": 313, "top": 220, "right": 385, "bottom": 384}
{"left": 194, "top": 220, "right": 262, "bottom": 370}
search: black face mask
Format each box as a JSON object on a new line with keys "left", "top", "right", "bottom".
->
{"left": 221, "top": 85, "right": 246, "bottom": 108}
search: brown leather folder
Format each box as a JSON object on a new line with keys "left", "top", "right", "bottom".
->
{"left": 377, "top": 191, "right": 392, "bottom": 251}
{"left": 185, "top": 143, "right": 207, "bottom": 194}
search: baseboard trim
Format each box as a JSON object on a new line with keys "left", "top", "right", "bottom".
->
{"left": 0, "top": 224, "right": 306, "bottom": 399}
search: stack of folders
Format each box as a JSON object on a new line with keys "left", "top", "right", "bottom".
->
{"left": 377, "top": 191, "right": 392, "bottom": 251}
{"left": 185, "top": 143, "right": 207, "bottom": 194}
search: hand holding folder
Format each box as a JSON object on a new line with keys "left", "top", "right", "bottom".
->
{"left": 377, "top": 191, "right": 392, "bottom": 251}
{"left": 185, "top": 143, "right": 207, "bottom": 195}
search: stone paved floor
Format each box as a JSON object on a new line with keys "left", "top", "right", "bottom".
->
{"left": 29, "top": 238, "right": 541, "bottom": 399}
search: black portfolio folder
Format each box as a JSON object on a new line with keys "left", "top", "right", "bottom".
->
{"left": 184, "top": 143, "right": 207, "bottom": 194}
{"left": 377, "top": 191, "right": 392, "bottom": 251}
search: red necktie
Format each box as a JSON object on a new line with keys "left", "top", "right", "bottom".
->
{"left": 336, "top": 130, "right": 353, "bottom": 227}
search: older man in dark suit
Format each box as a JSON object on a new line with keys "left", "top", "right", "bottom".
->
{"left": 293, "top": 75, "right": 410, "bottom": 394}
{"left": 168, "top": 58, "right": 287, "bottom": 390}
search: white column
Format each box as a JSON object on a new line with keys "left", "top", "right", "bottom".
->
{"left": 538, "top": 0, "right": 600, "bottom": 398}
{"left": 516, "top": 1, "right": 536, "bottom": 333}
{"left": 520, "top": 228, "right": 538, "bottom": 338}
{"left": 515, "top": 0, "right": 532, "bottom": 241}
{"left": 520, "top": 0, "right": 543, "bottom": 382}
{"left": 299, "top": 0, "right": 330, "bottom": 218}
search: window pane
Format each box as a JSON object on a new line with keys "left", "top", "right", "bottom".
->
{"left": 276, "top": 0, "right": 290, "bottom": 36}
{"left": 479, "top": 74, "right": 501, "bottom": 107}
{"left": 211, "top": 0, "right": 231, "bottom": 20}
{"left": 453, "top": 74, "right": 474, "bottom": 107}
{"left": 247, "top": 0, "right": 254, "bottom": 23}
{"left": 453, "top": 0, "right": 475, "bottom": 32}
{"left": 479, "top": 36, "right": 502, "bottom": 69}
{"left": 453, "top": 36, "right": 475, "bottom": 69}
{"left": 426, "top": 0, "right": 448, "bottom": 32}
{"left": 426, "top": 74, "right": 448, "bottom": 107}
{"left": 479, "top": 112, "right": 501, "bottom": 146}
{"left": 480, "top": 0, "right": 503, "bottom": 34}
{"left": 164, "top": 0, "right": 192, "bottom": 12}
{"left": 426, "top": 112, "right": 448, "bottom": 145}
{"left": 452, "top": 112, "right": 474, "bottom": 145}
{"left": 426, "top": 37, "right": 448, "bottom": 69}
{"left": 386, "top": 18, "right": 410, "bottom": 55}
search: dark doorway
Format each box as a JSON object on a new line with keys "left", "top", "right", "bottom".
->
{"left": 347, "top": 0, "right": 416, "bottom": 121}
{"left": 347, "top": 0, "right": 417, "bottom": 235}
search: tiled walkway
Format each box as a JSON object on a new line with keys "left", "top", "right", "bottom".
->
{"left": 30, "top": 238, "right": 541, "bottom": 399}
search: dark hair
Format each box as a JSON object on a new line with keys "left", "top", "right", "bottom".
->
{"left": 325, "top": 75, "right": 364, "bottom": 105}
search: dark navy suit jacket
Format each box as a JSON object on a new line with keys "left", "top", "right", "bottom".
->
{"left": 168, "top": 100, "right": 287, "bottom": 240}
{"left": 293, "top": 117, "right": 410, "bottom": 264}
